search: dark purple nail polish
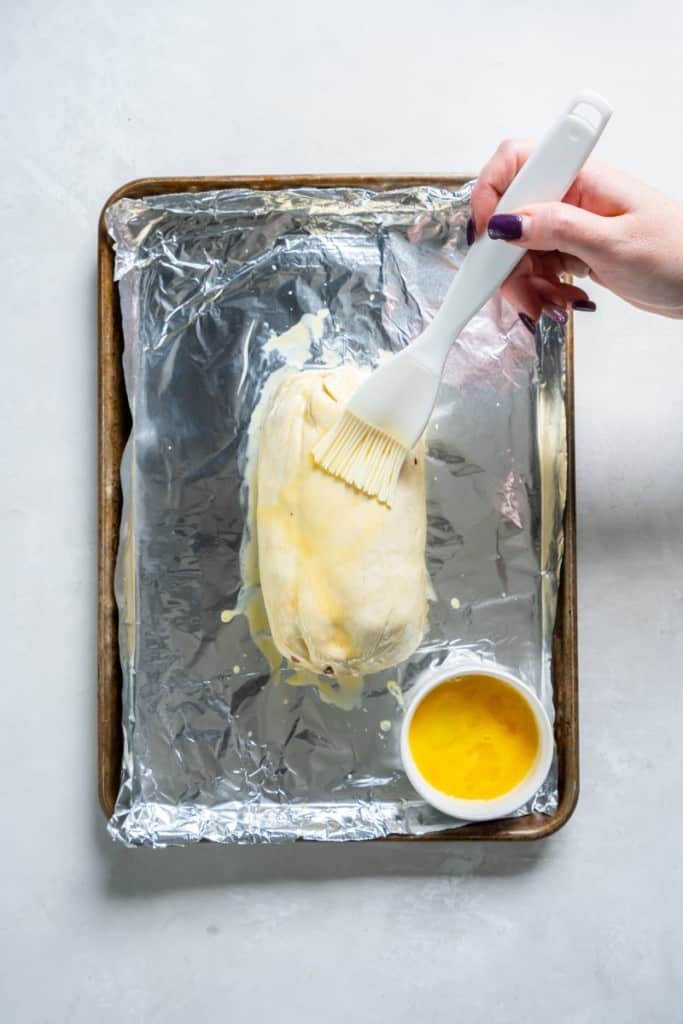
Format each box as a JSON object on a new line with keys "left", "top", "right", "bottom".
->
{"left": 519, "top": 313, "right": 536, "bottom": 335}
{"left": 488, "top": 214, "right": 523, "bottom": 241}
{"left": 572, "top": 300, "right": 597, "bottom": 312}
{"left": 548, "top": 306, "right": 568, "bottom": 325}
{"left": 466, "top": 216, "right": 475, "bottom": 247}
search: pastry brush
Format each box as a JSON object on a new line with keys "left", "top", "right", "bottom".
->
{"left": 313, "top": 91, "right": 612, "bottom": 505}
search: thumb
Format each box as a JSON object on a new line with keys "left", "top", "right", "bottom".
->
{"left": 488, "top": 202, "right": 616, "bottom": 264}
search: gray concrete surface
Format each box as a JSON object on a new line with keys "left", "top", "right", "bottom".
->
{"left": 2, "top": 2, "right": 683, "bottom": 1020}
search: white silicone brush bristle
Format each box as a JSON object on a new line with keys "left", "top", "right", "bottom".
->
{"left": 312, "top": 410, "right": 407, "bottom": 507}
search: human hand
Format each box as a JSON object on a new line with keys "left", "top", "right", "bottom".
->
{"left": 469, "top": 140, "right": 683, "bottom": 330}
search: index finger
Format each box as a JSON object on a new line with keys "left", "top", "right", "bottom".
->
{"left": 470, "top": 138, "right": 533, "bottom": 238}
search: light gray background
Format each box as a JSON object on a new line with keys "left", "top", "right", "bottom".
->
{"left": 3, "top": 2, "right": 682, "bottom": 1021}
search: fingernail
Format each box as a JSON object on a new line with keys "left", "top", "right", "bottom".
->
{"left": 488, "top": 214, "right": 523, "bottom": 241}
{"left": 466, "top": 216, "right": 475, "bottom": 247}
{"left": 519, "top": 313, "right": 536, "bottom": 335}
{"left": 572, "top": 300, "right": 597, "bottom": 312}
{"left": 547, "top": 306, "right": 568, "bottom": 325}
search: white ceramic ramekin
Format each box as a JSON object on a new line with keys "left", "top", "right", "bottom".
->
{"left": 400, "top": 662, "right": 554, "bottom": 822}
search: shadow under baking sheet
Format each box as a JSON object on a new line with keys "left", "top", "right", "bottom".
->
{"left": 93, "top": 800, "right": 552, "bottom": 899}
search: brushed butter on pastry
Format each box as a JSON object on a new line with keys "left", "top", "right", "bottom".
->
{"left": 256, "top": 365, "right": 428, "bottom": 678}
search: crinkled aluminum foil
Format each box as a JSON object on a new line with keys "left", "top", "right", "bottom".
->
{"left": 105, "top": 184, "right": 566, "bottom": 847}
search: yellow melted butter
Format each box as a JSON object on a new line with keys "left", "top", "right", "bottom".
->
{"left": 230, "top": 368, "right": 289, "bottom": 688}
{"left": 263, "top": 309, "right": 331, "bottom": 365}
{"left": 409, "top": 674, "right": 539, "bottom": 801}
{"left": 287, "top": 667, "right": 364, "bottom": 711}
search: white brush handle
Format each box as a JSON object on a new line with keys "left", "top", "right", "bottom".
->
{"left": 411, "top": 91, "right": 613, "bottom": 374}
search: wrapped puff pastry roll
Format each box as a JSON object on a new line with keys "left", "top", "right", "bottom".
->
{"left": 256, "top": 366, "right": 428, "bottom": 678}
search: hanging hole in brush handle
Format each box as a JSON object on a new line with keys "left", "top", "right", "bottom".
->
{"left": 493, "top": 90, "right": 613, "bottom": 215}
{"left": 565, "top": 90, "right": 613, "bottom": 134}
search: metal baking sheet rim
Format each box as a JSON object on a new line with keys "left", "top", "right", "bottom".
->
{"left": 96, "top": 175, "right": 579, "bottom": 844}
